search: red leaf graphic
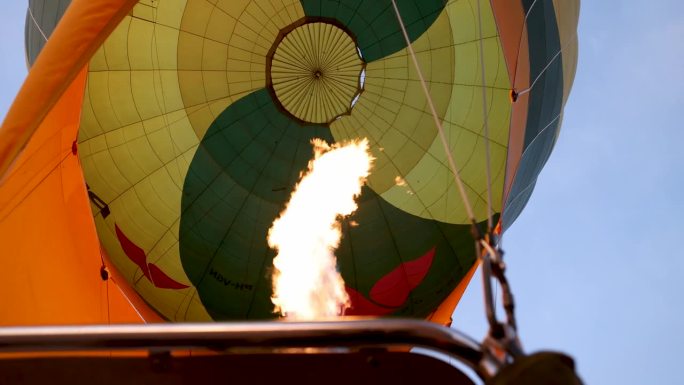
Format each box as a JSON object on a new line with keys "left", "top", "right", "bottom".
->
{"left": 344, "top": 246, "right": 437, "bottom": 315}
{"left": 115, "top": 224, "right": 150, "bottom": 280}
{"left": 369, "top": 247, "right": 436, "bottom": 308}
{"left": 149, "top": 263, "right": 189, "bottom": 289}
{"left": 115, "top": 223, "right": 188, "bottom": 290}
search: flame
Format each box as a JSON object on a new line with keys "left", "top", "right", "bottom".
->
{"left": 268, "top": 138, "right": 373, "bottom": 320}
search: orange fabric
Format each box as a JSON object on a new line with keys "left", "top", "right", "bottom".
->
{"left": 427, "top": 261, "right": 480, "bottom": 326}
{"left": 490, "top": 0, "right": 531, "bottom": 205}
{"left": 491, "top": 0, "right": 526, "bottom": 83}
{"left": 0, "top": 67, "right": 145, "bottom": 326}
{"left": 0, "top": 0, "right": 138, "bottom": 179}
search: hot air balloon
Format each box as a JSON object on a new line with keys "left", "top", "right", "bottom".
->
{"left": 2, "top": 0, "right": 578, "bottom": 325}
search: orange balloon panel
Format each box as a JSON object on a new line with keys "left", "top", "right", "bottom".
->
{"left": 0, "top": 68, "right": 146, "bottom": 326}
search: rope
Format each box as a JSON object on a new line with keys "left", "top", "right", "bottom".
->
{"left": 389, "top": 0, "right": 477, "bottom": 223}
{"left": 513, "top": 2, "right": 579, "bottom": 98}
{"left": 27, "top": 5, "right": 48, "bottom": 42}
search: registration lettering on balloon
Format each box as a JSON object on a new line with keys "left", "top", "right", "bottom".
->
{"left": 208, "top": 268, "right": 254, "bottom": 291}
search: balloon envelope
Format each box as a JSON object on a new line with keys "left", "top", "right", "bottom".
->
{"left": 23, "top": 0, "right": 579, "bottom": 322}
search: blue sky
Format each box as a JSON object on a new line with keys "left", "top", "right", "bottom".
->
{"left": 1, "top": 2, "right": 683, "bottom": 384}
{"left": 453, "top": 2, "right": 684, "bottom": 384}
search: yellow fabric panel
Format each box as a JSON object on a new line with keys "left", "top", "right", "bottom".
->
{"left": 153, "top": 0, "right": 186, "bottom": 27}
{"left": 130, "top": 71, "right": 165, "bottom": 121}
{"left": 102, "top": 16, "right": 132, "bottom": 70}
{"left": 331, "top": 0, "right": 511, "bottom": 224}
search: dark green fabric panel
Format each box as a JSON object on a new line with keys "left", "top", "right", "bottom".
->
{"left": 25, "top": 0, "right": 72, "bottom": 67}
{"left": 503, "top": 0, "right": 564, "bottom": 229}
{"left": 180, "top": 88, "right": 480, "bottom": 320}
{"left": 180, "top": 89, "right": 333, "bottom": 319}
{"left": 300, "top": 0, "right": 447, "bottom": 62}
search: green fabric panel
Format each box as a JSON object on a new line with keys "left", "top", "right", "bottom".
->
{"left": 503, "top": 0, "right": 564, "bottom": 229}
{"left": 300, "top": 0, "right": 447, "bottom": 62}
{"left": 180, "top": 88, "right": 480, "bottom": 320}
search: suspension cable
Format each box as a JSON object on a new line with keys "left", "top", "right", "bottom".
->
{"left": 512, "top": 1, "right": 578, "bottom": 98}
{"left": 515, "top": 32, "right": 577, "bottom": 98}
{"left": 27, "top": 5, "right": 48, "bottom": 42}
{"left": 390, "top": 0, "right": 524, "bottom": 359}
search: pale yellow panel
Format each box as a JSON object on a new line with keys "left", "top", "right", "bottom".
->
{"left": 103, "top": 16, "right": 132, "bottom": 70}
{"left": 206, "top": 8, "right": 236, "bottom": 44}
{"left": 134, "top": 168, "right": 181, "bottom": 228}
{"left": 128, "top": 18, "right": 155, "bottom": 70}
{"left": 79, "top": 86, "right": 104, "bottom": 140}
{"left": 86, "top": 148, "right": 134, "bottom": 201}
{"left": 156, "top": 70, "right": 186, "bottom": 112}
{"left": 87, "top": 72, "right": 123, "bottom": 133}
{"left": 146, "top": 229, "right": 179, "bottom": 265}
{"left": 486, "top": 89, "right": 513, "bottom": 145}
{"left": 207, "top": 98, "right": 232, "bottom": 119}
{"left": 187, "top": 104, "right": 219, "bottom": 139}
{"left": 122, "top": 121, "right": 148, "bottom": 144}
{"left": 214, "top": 0, "right": 251, "bottom": 18}
{"left": 89, "top": 45, "right": 108, "bottom": 72}
{"left": 453, "top": 42, "right": 479, "bottom": 85}
{"left": 180, "top": 0, "right": 214, "bottom": 36}
{"left": 482, "top": 37, "right": 507, "bottom": 87}
{"left": 116, "top": 188, "right": 167, "bottom": 246}
{"left": 446, "top": 0, "right": 477, "bottom": 44}
{"left": 156, "top": 0, "right": 187, "bottom": 27}
{"left": 130, "top": 71, "right": 164, "bottom": 121}
{"left": 450, "top": 89, "right": 473, "bottom": 129}
{"left": 178, "top": 71, "right": 208, "bottom": 106}
{"left": 108, "top": 71, "right": 142, "bottom": 128}
{"left": 183, "top": 295, "right": 213, "bottom": 321}
{"left": 152, "top": 247, "right": 192, "bottom": 292}
{"left": 168, "top": 113, "right": 200, "bottom": 154}
{"left": 131, "top": 1, "right": 156, "bottom": 23}
{"left": 108, "top": 134, "right": 162, "bottom": 185}
{"left": 144, "top": 117, "right": 180, "bottom": 164}
{"left": 178, "top": 32, "right": 205, "bottom": 70}
{"left": 152, "top": 25, "right": 180, "bottom": 70}
{"left": 169, "top": 146, "right": 198, "bottom": 188}
{"left": 203, "top": 39, "right": 228, "bottom": 71}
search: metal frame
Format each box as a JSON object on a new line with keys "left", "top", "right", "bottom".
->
{"left": 0, "top": 319, "right": 506, "bottom": 380}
